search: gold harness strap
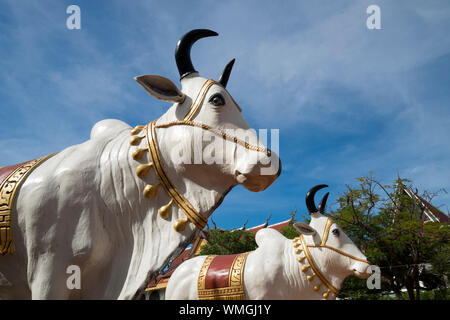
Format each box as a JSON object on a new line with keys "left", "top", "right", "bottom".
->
{"left": 146, "top": 120, "right": 207, "bottom": 231}
{"left": 293, "top": 217, "right": 370, "bottom": 299}
{"left": 0, "top": 153, "right": 56, "bottom": 255}
{"left": 130, "top": 79, "right": 267, "bottom": 232}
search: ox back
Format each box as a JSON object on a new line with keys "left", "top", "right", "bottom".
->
{"left": 197, "top": 252, "right": 249, "bottom": 300}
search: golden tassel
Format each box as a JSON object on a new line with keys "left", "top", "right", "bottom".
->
{"left": 301, "top": 265, "right": 310, "bottom": 272}
{"left": 158, "top": 199, "right": 174, "bottom": 219}
{"left": 136, "top": 163, "right": 153, "bottom": 178}
{"left": 129, "top": 135, "right": 145, "bottom": 146}
{"left": 307, "top": 274, "right": 315, "bottom": 281}
{"left": 313, "top": 284, "right": 321, "bottom": 291}
{"left": 322, "top": 290, "right": 330, "bottom": 299}
{"left": 297, "top": 256, "right": 306, "bottom": 263}
{"left": 132, "top": 148, "right": 147, "bottom": 160}
{"left": 143, "top": 183, "right": 160, "bottom": 198}
{"left": 174, "top": 218, "right": 188, "bottom": 232}
{"left": 130, "top": 125, "right": 145, "bottom": 135}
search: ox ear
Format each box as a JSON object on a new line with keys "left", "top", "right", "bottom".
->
{"left": 134, "top": 75, "right": 185, "bottom": 103}
{"left": 293, "top": 222, "right": 317, "bottom": 236}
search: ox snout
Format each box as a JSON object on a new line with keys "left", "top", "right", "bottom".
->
{"left": 352, "top": 262, "right": 373, "bottom": 279}
{"left": 235, "top": 152, "right": 281, "bottom": 192}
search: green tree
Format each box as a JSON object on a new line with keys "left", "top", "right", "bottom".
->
{"left": 330, "top": 174, "right": 450, "bottom": 300}
{"left": 280, "top": 208, "right": 300, "bottom": 239}
{"left": 198, "top": 228, "right": 257, "bottom": 255}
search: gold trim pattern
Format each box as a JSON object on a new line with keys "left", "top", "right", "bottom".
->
{"left": 144, "top": 278, "right": 169, "bottom": 292}
{"left": 0, "top": 153, "right": 57, "bottom": 255}
{"left": 197, "top": 255, "right": 217, "bottom": 291}
{"left": 198, "top": 252, "right": 249, "bottom": 300}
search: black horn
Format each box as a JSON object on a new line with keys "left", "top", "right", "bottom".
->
{"left": 306, "top": 184, "right": 328, "bottom": 214}
{"left": 218, "top": 58, "right": 235, "bottom": 88}
{"left": 318, "top": 192, "right": 329, "bottom": 214}
{"left": 175, "top": 29, "right": 218, "bottom": 80}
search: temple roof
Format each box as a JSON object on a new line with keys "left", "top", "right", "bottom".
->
{"left": 398, "top": 184, "right": 449, "bottom": 223}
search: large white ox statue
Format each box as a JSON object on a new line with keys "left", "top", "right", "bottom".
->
{"left": 0, "top": 29, "right": 280, "bottom": 299}
{"left": 165, "top": 185, "right": 371, "bottom": 300}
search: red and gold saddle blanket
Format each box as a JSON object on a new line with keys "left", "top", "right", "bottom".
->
{"left": 0, "top": 154, "right": 56, "bottom": 255}
{"left": 197, "top": 252, "right": 250, "bottom": 300}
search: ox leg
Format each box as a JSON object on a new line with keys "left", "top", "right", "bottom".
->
{"left": 29, "top": 255, "right": 80, "bottom": 300}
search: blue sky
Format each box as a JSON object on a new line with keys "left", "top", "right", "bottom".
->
{"left": 1, "top": 0, "right": 449, "bottom": 229}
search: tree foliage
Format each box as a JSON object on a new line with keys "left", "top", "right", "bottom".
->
{"left": 198, "top": 228, "right": 257, "bottom": 256}
{"left": 331, "top": 174, "right": 450, "bottom": 300}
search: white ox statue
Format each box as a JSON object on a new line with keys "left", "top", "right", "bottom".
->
{"left": 0, "top": 29, "right": 280, "bottom": 299}
{"left": 165, "top": 185, "right": 371, "bottom": 300}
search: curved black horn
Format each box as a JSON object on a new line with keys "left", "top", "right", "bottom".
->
{"left": 318, "top": 192, "right": 329, "bottom": 214}
{"left": 218, "top": 58, "right": 235, "bottom": 88}
{"left": 306, "top": 184, "right": 328, "bottom": 214}
{"left": 175, "top": 29, "right": 218, "bottom": 80}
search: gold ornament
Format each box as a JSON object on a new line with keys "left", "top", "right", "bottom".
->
{"left": 129, "top": 135, "right": 145, "bottom": 145}
{"left": 295, "top": 249, "right": 302, "bottom": 254}
{"left": 307, "top": 274, "right": 315, "bottom": 281}
{"left": 136, "top": 163, "right": 153, "bottom": 178}
{"left": 130, "top": 125, "right": 145, "bottom": 135}
{"left": 323, "top": 290, "right": 330, "bottom": 299}
{"left": 158, "top": 199, "right": 174, "bottom": 219}
{"left": 174, "top": 218, "right": 188, "bottom": 232}
{"left": 132, "top": 148, "right": 147, "bottom": 160}
{"left": 143, "top": 183, "right": 160, "bottom": 198}
{"left": 293, "top": 243, "right": 300, "bottom": 248}
{"left": 301, "top": 265, "right": 310, "bottom": 272}
{"left": 313, "top": 284, "right": 321, "bottom": 291}
{"left": 297, "top": 256, "right": 306, "bottom": 263}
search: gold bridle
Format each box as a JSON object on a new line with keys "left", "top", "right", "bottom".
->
{"left": 129, "top": 79, "right": 269, "bottom": 232}
{"left": 292, "top": 217, "right": 370, "bottom": 299}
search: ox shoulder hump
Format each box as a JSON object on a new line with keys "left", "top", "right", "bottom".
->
{"left": 255, "top": 228, "right": 285, "bottom": 247}
{"left": 90, "top": 119, "right": 131, "bottom": 140}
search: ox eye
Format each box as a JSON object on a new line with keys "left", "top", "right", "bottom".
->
{"left": 332, "top": 229, "right": 340, "bottom": 237}
{"left": 209, "top": 93, "right": 225, "bottom": 106}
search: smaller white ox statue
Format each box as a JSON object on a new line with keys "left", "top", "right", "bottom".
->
{"left": 165, "top": 185, "right": 372, "bottom": 300}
